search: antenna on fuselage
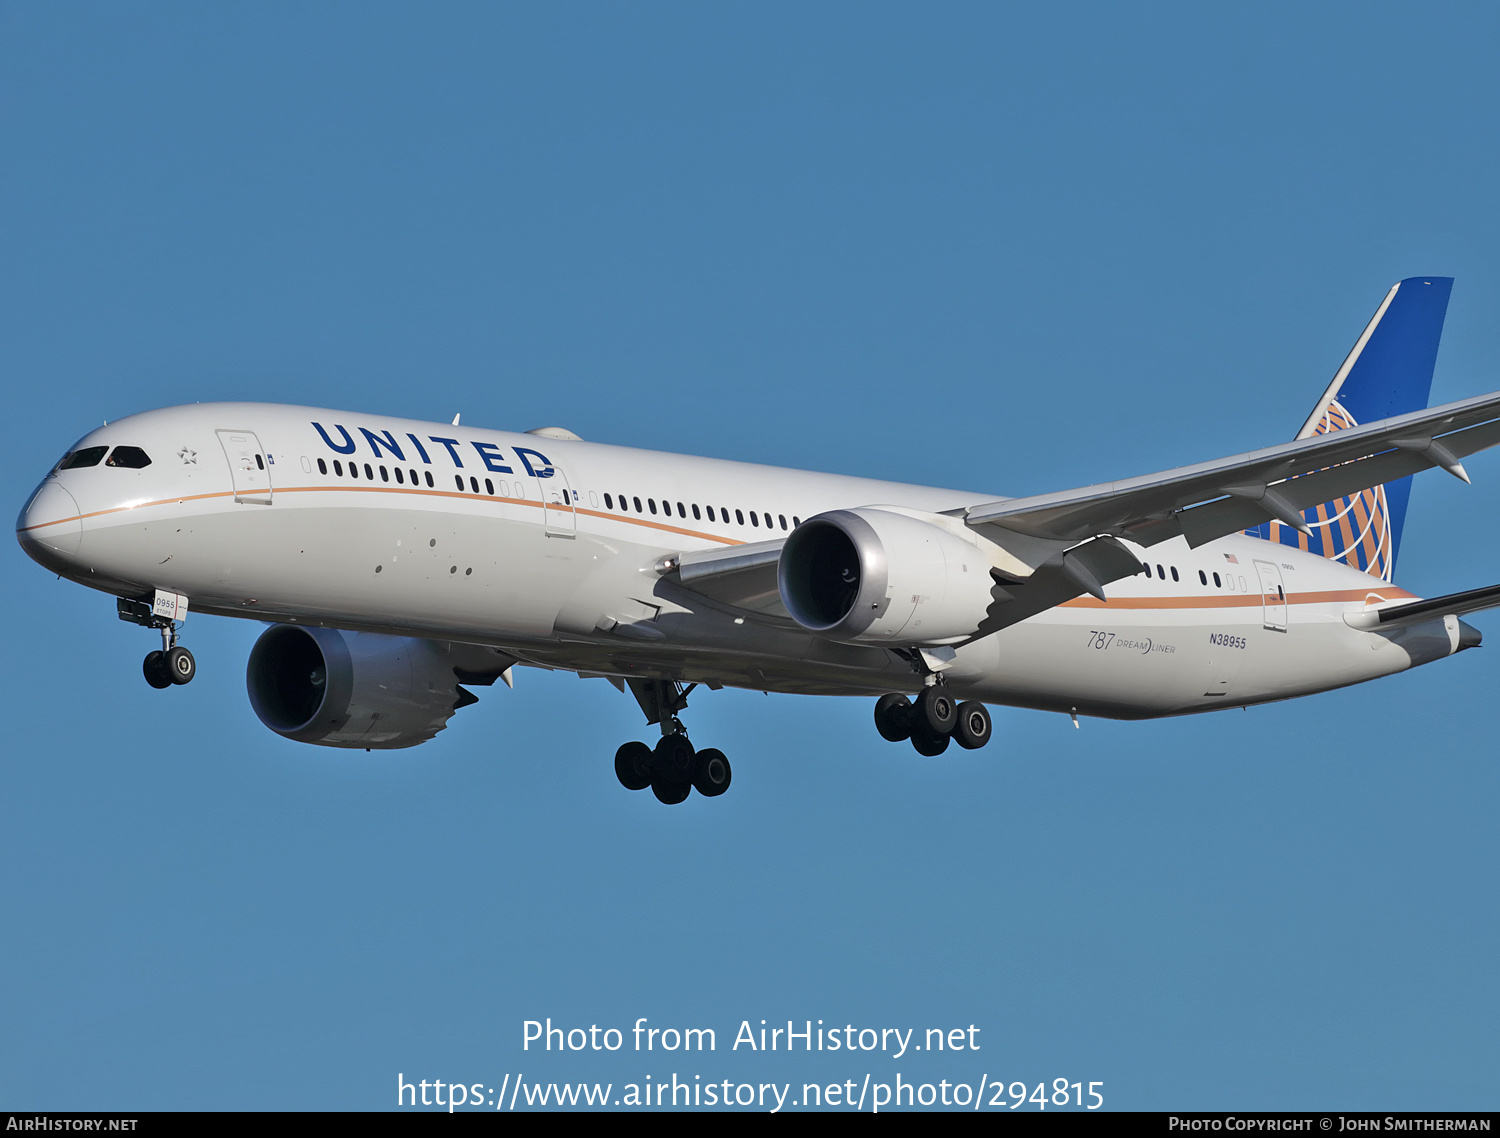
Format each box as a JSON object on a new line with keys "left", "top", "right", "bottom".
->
{"left": 452, "top": 413, "right": 461, "bottom": 426}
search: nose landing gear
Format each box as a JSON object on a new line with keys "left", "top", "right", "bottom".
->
{"left": 119, "top": 594, "right": 196, "bottom": 689}
{"left": 141, "top": 630, "right": 195, "bottom": 688}
{"left": 613, "top": 678, "right": 733, "bottom": 805}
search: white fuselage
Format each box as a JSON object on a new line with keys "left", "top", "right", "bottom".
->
{"left": 18, "top": 402, "right": 1458, "bottom": 720}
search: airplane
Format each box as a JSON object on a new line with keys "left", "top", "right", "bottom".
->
{"left": 18, "top": 276, "right": 1500, "bottom": 805}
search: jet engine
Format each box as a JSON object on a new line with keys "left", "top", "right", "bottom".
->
{"left": 247, "top": 625, "right": 476, "bottom": 749}
{"left": 777, "top": 508, "right": 997, "bottom": 646}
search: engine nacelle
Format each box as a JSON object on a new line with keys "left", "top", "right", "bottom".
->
{"left": 247, "top": 625, "right": 471, "bottom": 749}
{"left": 778, "top": 507, "right": 996, "bottom": 646}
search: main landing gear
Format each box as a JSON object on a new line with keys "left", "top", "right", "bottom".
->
{"left": 614, "top": 678, "right": 732, "bottom": 805}
{"left": 873, "top": 686, "right": 992, "bottom": 755}
{"left": 118, "top": 596, "right": 196, "bottom": 690}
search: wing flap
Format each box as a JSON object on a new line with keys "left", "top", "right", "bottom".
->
{"left": 1177, "top": 415, "right": 1500, "bottom": 548}
{"left": 961, "top": 535, "right": 1146, "bottom": 641}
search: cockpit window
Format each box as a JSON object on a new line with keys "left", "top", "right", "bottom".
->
{"left": 58, "top": 446, "right": 108, "bottom": 470}
{"left": 105, "top": 446, "right": 152, "bottom": 469}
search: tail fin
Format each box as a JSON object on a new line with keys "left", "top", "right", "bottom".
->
{"left": 1246, "top": 276, "right": 1453, "bottom": 581}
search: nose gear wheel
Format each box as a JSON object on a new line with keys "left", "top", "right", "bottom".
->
{"left": 120, "top": 595, "right": 197, "bottom": 690}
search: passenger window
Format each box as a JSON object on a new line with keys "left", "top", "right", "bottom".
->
{"left": 1213, "top": 572, "right": 1221, "bottom": 587}
{"left": 692, "top": 504, "right": 701, "bottom": 520}
{"left": 1199, "top": 570, "right": 1207, "bottom": 585}
{"left": 469, "top": 477, "right": 479, "bottom": 493}
{"left": 318, "top": 458, "right": 328, "bottom": 475}
{"left": 59, "top": 446, "right": 108, "bottom": 470}
{"left": 485, "top": 478, "right": 494, "bottom": 495}
{"left": 779, "top": 515, "right": 787, "bottom": 530}
{"left": 425, "top": 471, "right": 434, "bottom": 488}
{"left": 648, "top": 499, "right": 658, "bottom": 515}
{"left": 750, "top": 511, "right": 759, "bottom": 527}
{"left": 633, "top": 496, "right": 642, "bottom": 513}
{"left": 395, "top": 467, "right": 405, "bottom": 484}
{"left": 454, "top": 475, "right": 463, "bottom": 490}
{"left": 350, "top": 463, "right": 360, "bottom": 479}
{"left": 735, "top": 509, "right": 744, "bottom": 525}
{"left": 677, "top": 502, "right": 686, "bottom": 518}
{"left": 1170, "top": 566, "right": 1179, "bottom": 582}
{"left": 380, "top": 466, "right": 389, "bottom": 482}
{"left": 364, "top": 464, "right": 374, "bottom": 480}
{"left": 409, "top": 469, "right": 417, "bottom": 484}
{"left": 605, "top": 493, "right": 613, "bottom": 509}
{"left": 333, "top": 460, "right": 343, "bottom": 476}
{"left": 706, "top": 506, "right": 715, "bottom": 521}
{"left": 255, "top": 453, "right": 265, "bottom": 470}
{"left": 1156, "top": 564, "right": 1165, "bottom": 579}
{"left": 793, "top": 516, "right": 801, "bottom": 527}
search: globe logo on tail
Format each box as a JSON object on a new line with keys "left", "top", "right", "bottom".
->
{"left": 1250, "top": 400, "right": 1394, "bottom": 582}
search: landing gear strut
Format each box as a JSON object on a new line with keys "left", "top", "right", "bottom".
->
{"left": 119, "top": 595, "right": 196, "bottom": 689}
{"left": 873, "top": 685, "right": 991, "bottom": 756}
{"left": 613, "top": 678, "right": 733, "bottom": 804}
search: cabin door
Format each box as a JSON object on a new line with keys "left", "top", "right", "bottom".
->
{"left": 1255, "top": 560, "right": 1287, "bottom": 631}
{"left": 216, "top": 430, "right": 273, "bottom": 504}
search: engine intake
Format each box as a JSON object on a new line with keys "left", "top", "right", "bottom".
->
{"left": 778, "top": 508, "right": 996, "bottom": 646}
{"left": 247, "top": 625, "right": 470, "bottom": 749}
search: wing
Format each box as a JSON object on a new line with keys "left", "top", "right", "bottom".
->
{"left": 661, "top": 390, "right": 1500, "bottom": 644}
{"left": 964, "top": 389, "right": 1500, "bottom": 549}
{"left": 656, "top": 538, "right": 789, "bottom": 618}
{"left": 930, "top": 389, "right": 1500, "bottom": 638}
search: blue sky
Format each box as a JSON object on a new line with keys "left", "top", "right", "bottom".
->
{"left": 3, "top": 2, "right": 1498, "bottom": 1111}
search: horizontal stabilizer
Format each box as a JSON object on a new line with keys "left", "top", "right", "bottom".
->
{"left": 1347, "top": 582, "right": 1500, "bottom": 630}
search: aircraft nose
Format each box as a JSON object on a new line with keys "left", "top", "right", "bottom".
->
{"left": 17, "top": 481, "right": 83, "bottom": 567}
